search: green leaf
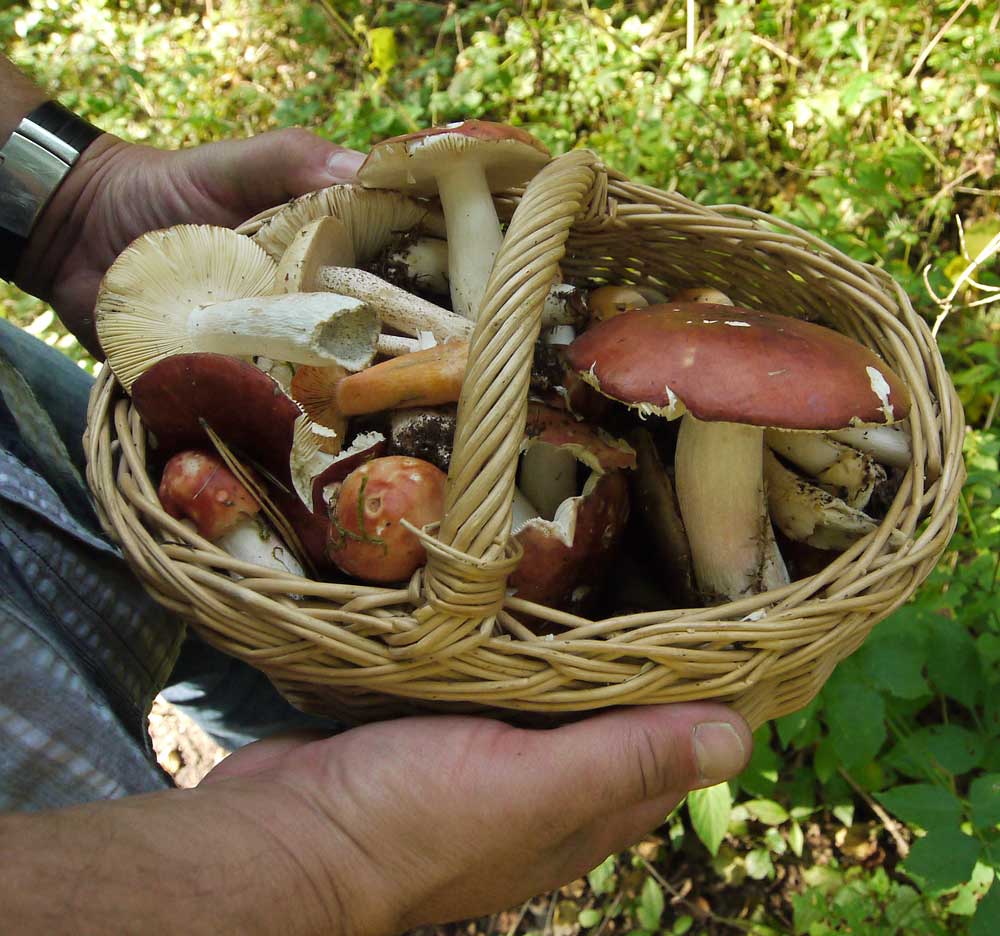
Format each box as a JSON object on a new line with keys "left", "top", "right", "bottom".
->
{"left": 366, "top": 27, "right": 398, "bottom": 76}
{"left": 876, "top": 783, "right": 963, "bottom": 831}
{"left": 821, "top": 665, "right": 886, "bottom": 769}
{"left": 970, "top": 774, "right": 1000, "bottom": 830}
{"left": 903, "top": 828, "right": 983, "bottom": 893}
{"left": 578, "top": 908, "right": 603, "bottom": 928}
{"left": 775, "top": 696, "right": 820, "bottom": 748}
{"left": 971, "top": 879, "right": 1000, "bottom": 936}
{"left": 743, "top": 799, "right": 790, "bottom": 826}
{"left": 887, "top": 725, "right": 985, "bottom": 778}
{"left": 687, "top": 782, "right": 732, "bottom": 856}
{"left": 739, "top": 725, "right": 781, "bottom": 796}
{"left": 673, "top": 914, "right": 693, "bottom": 934}
{"left": 637, "top": 877, "right": 665, "bottom": 931}
{"left": 587, "top": 855, "right": 616, "bottom": 896}
{"left": 857, "top": 611, "right": 930, "bottom": 699}
{"left": 788, "top": 819, "right": 805, "bottom": 858}
{"left": 949, "top": 863, "right": 995, "bottom": 916}
{"left": 745, "top": 847, "right": 775, "bottom": 880}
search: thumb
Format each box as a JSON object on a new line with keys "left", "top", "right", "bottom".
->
{"left": 175, "top": 128, "right": 365, "bottom": 221}
{"left": 534, "top": 704, "right": 752, "bottom": 824}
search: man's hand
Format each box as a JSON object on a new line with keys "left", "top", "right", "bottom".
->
{"left": 4, "top": 685, "right": 749, "bottom": 935}
{"left": 203, "top": 704, "right": 752, "bottom": 934}
{"left": 14, "top": 130, "right": 363, "bottom": 356}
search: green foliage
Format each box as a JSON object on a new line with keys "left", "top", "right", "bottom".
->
{"left": 2, "top": 0, "right": 999, "bottom": 931}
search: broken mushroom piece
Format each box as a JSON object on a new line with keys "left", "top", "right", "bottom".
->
{"left": 510, "top": 407, "right": 634, "bottom": 612}
{"left": 159, "top": 450, "right": 304, "bottom": 577}
{"left": 96, "top": 225, "right": 380, "bottom": 390}
{"left": 276, "top": 217, "right": 470, "bottom": 347}
{"left": 566, "top": 302, "right": 911, "bottom": 602}
{"left": 358, "top": 120, "right": 551, "bottom": 321}
{"left": 763, "top": 448, "right": 892, "bottom": 552}
{"left": 765, "top": 429, "right": 886, "bottom": 510}
{"left": 326, "top": 455, "right": 447, "bottom": 583}
{"left": 290, "top": 339, "right": 469, "bottom": 437}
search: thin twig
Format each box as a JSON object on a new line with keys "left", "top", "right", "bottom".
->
{"left": 502, "top": 898, "right": 531, "bottom": 936}
{"left": 635, "top": 853, "right": 755, "bottom": 932}
{"left": 838, "top": 767, "right": 911, "bottom": 859}
{"left": 750, "top": 33, "right": 805, "bottom": 69}
{"left": 907, "top": 0, "right": 974, "bottom": 79}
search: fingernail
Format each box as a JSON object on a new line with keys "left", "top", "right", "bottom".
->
{"left": 692, "top": 722, "right": 747, "bottom": 785}
{"left": 324, "top": 149, "right": 365, "bottom": 182}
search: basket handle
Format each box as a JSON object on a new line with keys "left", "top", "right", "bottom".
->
{"left": 391, "top": 149, "right": 603, "bottom": 657}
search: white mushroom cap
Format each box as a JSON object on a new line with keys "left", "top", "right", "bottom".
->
{"left": 96, "top": 225, "right": 380, "bottom": 390}
{"left": 358, "top": 120, "right": 550, "bottom": 321}
{"left": 253, "top": 185, "right": 430, "bottom": 265}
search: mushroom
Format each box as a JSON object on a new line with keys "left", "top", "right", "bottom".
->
{"left": 763, "top": 448, "right": 903, "bottom": 551}
{"left": 96, "top": 225, "right": 381, "bottom": 390}
{"left": 509, "top": 406, "right": 635, "bottom": 611}
{"left": 587, "top": 286, "right": 649, "bottom": 323}
{"left": 326, "top": 455, "right": 447, "bottom": 582}
{"left": 289, "top": 338, "right": 469, "bottom": 435}
{"left": 357, "top": 120, "right": 551, "bottom": 321}
{"left": 275, "top": 217, "right": 471, "bottom": 346}
{"left": 764, "top": 430, "right": 886, "bottom": 510}
{"left": 158, "top": 449, "right": 303, "bottom": 576}
{"left": 565, "top": 302, "right": 911, "bottom": 602}
{"left": 252, "top": 185, "right": 430, "bottom": 266}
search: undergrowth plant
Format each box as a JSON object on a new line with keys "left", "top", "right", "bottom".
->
{"left": 2, "top": 1, "right": 998, "bottom": 931}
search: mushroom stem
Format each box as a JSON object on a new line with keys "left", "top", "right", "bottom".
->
{"left": 674, "top": 415, "right": 789, "bottom": 600}
{"left": 828, "top": 425, "right": 912, "bottom": 469}
{"left": 435, "top": 158, "right": 505, "bottom": 321}
{"left": 316, "top": 266, "right": 471, "bottom": 342}
{"left": 765, "top": 430, "right": 885, "bottom": 510}
{"left": 764, "top": 448, "right": 894, "bottom": 551}
{"left": 183, "top": 292, "right": 378, "bottom": 370}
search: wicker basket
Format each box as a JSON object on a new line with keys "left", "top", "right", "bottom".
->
{"left": 84, "top": 149, "right": 965, "bottom": 729}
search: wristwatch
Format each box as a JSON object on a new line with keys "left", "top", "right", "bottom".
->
{"left": 0, "top": 101, "right": 103, "bottom": 282}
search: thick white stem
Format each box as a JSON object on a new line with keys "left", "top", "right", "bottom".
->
{"left": 511, "top": 486, "right": 542, "bottom": 534}
{"left": 317, "top": 266, "right": 471, "bottom": 342}
{"left": 186, "top": 293, "right": 378, "bottom": 371}
{"left": 675, "top": 415, "right": 789, "bottom": 600}
{"left": 829, "top": 425, "right": 912, "bottom": 469}
{"left": 436, "top": 160, "right": 505, "bottom": 321}
{"left": 216, "top": 516, "right": 304, "bottom": 576}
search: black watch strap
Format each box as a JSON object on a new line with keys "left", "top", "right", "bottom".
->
{"left": 0, "top": 101, "right": 103, "bottom": 282}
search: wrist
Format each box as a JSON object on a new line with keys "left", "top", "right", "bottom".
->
{"left": 14, "top": 132, "right": 122, "bottom": 295}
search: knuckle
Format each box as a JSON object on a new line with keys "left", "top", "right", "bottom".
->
{"left": 620, "top": 721, "right": 688, "bottom": 803}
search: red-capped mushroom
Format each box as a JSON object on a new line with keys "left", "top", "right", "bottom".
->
{"left": 566, "top": 302, "right": 911, "bottom": 601}
{"left": 326, "top": 455, "right": 447, "bottom": 582}
{"left": 159, "top": 450, "right": 303, "bottom": 576}
{"left": 358, "top": 120, "right": 550, "bottom": 321}
{"left": 509, "top": 405, "right": 634, "bottom": 611}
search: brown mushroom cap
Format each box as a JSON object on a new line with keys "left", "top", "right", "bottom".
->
{"left": 566, "top": 303, "right": 911, "bottom": 429}
{"left": 358, "top": 120, "right": 550, "bottom": 195}
{"left": 132, "top": 353, "right": 301, "bottom": 485}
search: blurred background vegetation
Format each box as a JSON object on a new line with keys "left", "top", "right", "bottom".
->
{"left": 2, "top": 1, "right": 998, "bottom": 932}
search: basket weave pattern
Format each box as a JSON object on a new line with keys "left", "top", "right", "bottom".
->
{"left": 85, "top": 150, "right": 965, "bottom": 728}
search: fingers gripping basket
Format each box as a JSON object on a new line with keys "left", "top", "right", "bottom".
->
{"left": 85, "top": 150, "right": 965, "bottom": 729}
